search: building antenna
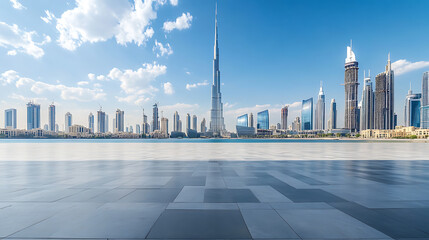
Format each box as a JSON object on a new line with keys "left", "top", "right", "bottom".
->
{"left": 368, "top": 69, "right": 371, "bottom": 78}
{"left": 363, "top": 70, "right": 366, "bottom": 79}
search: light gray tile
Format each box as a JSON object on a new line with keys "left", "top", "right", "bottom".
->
{"left": 249, "top": 185, "right": 292, "bottom": 203}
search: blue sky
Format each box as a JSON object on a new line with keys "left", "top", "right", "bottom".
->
{"left": 1, "top": 0, "right": 429, "bottom": 132}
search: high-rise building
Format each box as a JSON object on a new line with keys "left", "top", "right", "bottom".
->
{"left": 65, "top": 112, "right": 72, "bottom": 133}
{"left": 129, "top": 126, "right": 133, "bottom": 133}
{"left": 360, "top": 71, "right": 374, "bottom": 131}
{"left": 344, "top": 43, "right": 359, "bottom": 132}
{"left": 136, "top": 124, "right": 141, "bottom": 134}
{"left": 55, "top": 124, "right": 59, "bottom": 132}
{"left": 374, "top": 54, "right": 395, "bottom": 129}
{"left": 97, "top": 110, "right": 106, "bottom": 133}
{"left": 301, "top": 98, "right": 313, "bottom": 130}
{"left": 421, "top": 72, "right": 429, "bottom": 128}
{"left": 173, "top": 111, "right": 180, "bottom": 132}
{"left": 237, "top": 113, "right": 255, "bottom": 136}
{"left": 281, "top": 106, "right": 288, "bottom": 130}
{"left": 237, "top": 114, "right": 248, "bottom": 127}
{"left": 404, "top": 86, "right": 421, "bottom": 128}
{"left": 201, "top": 118, "right": 207, "bottom": 133}
{"left": 88, "top": 113, "right": 94, "bottom": 133}
{"left": 4, "top": 108, "right": 17, "bottom": 129}
{"left": 186, "top": 113, "right": 191, "bottom": 130}
{"left": 292, "top": 117, "right": 301, "bottom": 131}
{"left": 48, "top": 104, "right": 55, "bottom": 132}
{"left": 257, "top": 110, "right": 269, "bottom": 130}
{"left": 314, "top": 84, "right": 325, "bottom": 130}
{"left": 143, "top": 113, "right": 149, "bottom": 134}
{"left": 161, "top": 117, "right": 169, "bottom": 135}
{"left": 152, "top": 103, "right": 159, "bottom": 132}
{"left": 105, "top": 114, "right": 109, "bottom": 133}
{"left": 115, "top": 109, "right": 125, "bottom": 132}
{"left": 43, "top": 124, "right": 48, "bottom": 131}
{"left": 178, "top": 120, "right": 182, "bottom": 132}
{"left": 27, "top": 102, "right": 40, "bottom": 130}
{"left": 192, "top": 115, "right": 197, "bottom": 131}
{"left": 249, "top": 113, "right": 254, "bottom": 128}
{"left": 329, "top": 99, "right": 337, "bottom": 130}
{"left": 112, "top": 118, "right": 116, "bottom": 133}
{"left": 209, "top": 5, "right": 225, "bottom": 135}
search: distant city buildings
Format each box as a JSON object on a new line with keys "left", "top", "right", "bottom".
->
{"left": 281, "top": 106, "right": 288, "bottom": 130}
{"left": 301, "top": 98, "right": 313, "bottom": 130}
{"left": 360, "top": 71, "right": 374, "bottom": 130}
{"left": 374, "top": 54, "right": 395, "bottom": 130}
{"left": 161, "top": 117, "right": 169, "bottom": 135}
{"left": 97, "top": 110, "right": 106, "bottom": 133}
{"left": 404, "top": 86, "right": 421, "bottom": 127}
{"left": 329, "top": 99, "right": 337, "bottom": 130}
{"left": 421, "top": 72, "right": 429, "bottom": 129}
{"left": 27, "top": 102, "right": 40, "bottom": 130}
{"left": 249, "top": 113, "right": 254, "bottom": 128}
{"left": 65, "top": 112, "right": 72, "bottom": 133}
{"left": 292, "top": 117, "right": 301, "bottom": 131}
{"left": 48, "top": 104, "right": 55, "bottom": 132}
{"left": 192, "top": 115, "right": 197, "bottom": 131}
{"left": 173, "top": 111, "right": 180, "bottom": 132}
{"left": 257, "top": 110, "right": 269, "bottom": 130}
{"left": 344, "top": 43, "right": 360, "bottom": 132}
{"left": 314, "top": 84, "right": 325, "bottom": 130}
{"left": 201, "top": 118, "right": 207, "bottom": 133}
{"left": 115, "top": 109, "right": 124, "bottom": 132}
{"left": 152, "top": 103, "right": 159, "bottom": 132}
{"left": 88, "top": 113, "right": 94, "bottom": 133}
{"left": 4, "top": 108, "right": 16, "bottom": 129}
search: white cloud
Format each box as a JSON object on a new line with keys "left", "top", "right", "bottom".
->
{"left": 170, "top": 0, "right": 178, "bottom": 6}
{"left": 1, "top": 70, "right": 106, "bottom": 102}
{"left": 88, "top": 73, "right": 95, "bottom": 80}
{"left": 186, "top": 80, "right": 209, "bottom": 90}
{"left": 0, "top": 22, "right": 50, "bottom": 58}
{"left": 41, "top": 10, "right": 56, "bottom": 24}
{"left": 77, "top": 81, "right": 89, "bottom": 86}
{"left": 163, "top": 82, "right": 174, "bottom": 94}
{"left": 153, "top": 40, "right": 173, "bottom": 57}
{"left": 7, "top": 50, "right": 17, "bottom": 56}
{"left": 392, "top": 59, "right": 429, "bottom": 76}
{"left": 10, "top": 93, "right": 47, "bottom": 103}
{"left": 56, "top": 0, "right": 162, "bottom": 51}
{"left": 163, "top": 12, "right": 193, "bottom": 32}
{"left": 186, "top": 71, "right": 191, "bottom": 75}
{"left": 10, "top": 0, "right": 25, "bottom": 10}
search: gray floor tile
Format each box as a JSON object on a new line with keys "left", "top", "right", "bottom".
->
{"left": 241, "top": 209, "right": 299, "bottom": 238}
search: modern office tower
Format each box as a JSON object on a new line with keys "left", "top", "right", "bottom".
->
{"left": 249, "top": 113, "right": 254, "bottom": 128}
{"left": 404, "top": 86, "right": 421, "bottom": 127}
{"left": 281, "top": 106, "right": 288, "bottom": 130}
{"left": 65, "top": 112, "right": 72, "bottom": 133}
{"left": 209, "top": 5, "right": 225, "bottom": 135}
{"left": 257, "top": 110, "right": 269, "bottom": 130}
{"left": 192, "top": 115, "right": 198, "bottom": 131}
{"left": 88, "top": 113, "right": 94, "bottom": 132}
{"left": 276, "top": 123, "right": 281, "bottom": 130}
{"left": 421, "top": 72, "right": 429, "bottom": 128}
{"left": 173, "top": 111, "right": 180, "bottom": 132}
{"left": 143, "top": 114, "right": 149, "bottom": 134}
{"left": 161, "top": 117, "right": 169, "bottom": 135}
{"left": 126, "top": 127, "right": 129, "bottom": 133}
{"left": 43, "top": 124, "right": 48, "bottom": 131}
{"left": 237, "top": 114, "right": 248, "bottom": 127}
{"left": 136, "top": 124, "right": 141, "bottom": 134}
{"left": 394, "top": 113, "right": 398, "bottom": 128}
{"left": 115, "top": 109, "right": 125, "bottom": 132}
{"left": 55, "top": 124, "right": 59, "bottom": 132}
{"left": 4, "top": 108, "right": 17, "bottom": 129}
{"left": 27, "top": 102, "right": 40, "bottom": 130}
{"left": 186, "top": 113, "right": 191, "bottom": 130}
{"left": 360, "top": 71, "right": 374, "bottom": 131}
{"left": 48, "top": 103, "right": 55, "bottom": 132}
{"left": 129, "top": 125, "right": 133, "bottom": 133}
{"left": 112, "top": 118, "right": 116, "bottom": 133}
{"left": 201, "top": 118, "right": 207, "bottom": 133}
{"left": 329, "top": 99, "right": 337, "bottom": 130}
{"left": 178, "top": 120, "right": 182, "bottom": 132}
{"left": 344, "top": 43, "right": 359, "bottom": 132}
{"left": 374, "top": 54, "right": 395, "bottom": 129}
{"left": 105, "top": 114, "right": 109, "bottom": 133}
{"left": 152, "top": 103, "right": 159, "bottom": 132}
{"left": 315, "top": 84, "right": 325, "bottom": 130}
{"left": 301, "top": 98, "right": 313, "bottom": 130}
{"left": 292, "top": 117, "right": 301, "bottom": 131}
{"left": 97, "top": 110, "right": 106, "bottom": 133}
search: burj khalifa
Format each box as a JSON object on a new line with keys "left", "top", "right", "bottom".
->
{"left": 209, "top": 4, "right": 225, "bottom": 135}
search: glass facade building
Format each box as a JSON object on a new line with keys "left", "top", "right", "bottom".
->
{"left": 301, "top": 98, "right": 313, "bottom": 130}
{"left": 257, "top": 110, "right": 269, "bottom": 130}
{"left": 237, "top": 114, "right": 248, "bottom": 127}
{"left": 422, "top": 72, "right": 429, "bottom": 129}
{"left": 27, "top": 102, "right": 40, "bottom": 130}
{"left": 404, "top": 90, "right": 421, "bottom": 128}
{"left": 5, "top": 108, "right": 17, "bottom": 129}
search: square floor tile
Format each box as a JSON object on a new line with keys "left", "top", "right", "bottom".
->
{"left": 204, "top": 189, "right": 259, "bottom": 203}
{"left": 241, "top": 209, "right": 298, "bottom": 238}
{"left": 119, "top": 188, "right": 181, "bottom": 203}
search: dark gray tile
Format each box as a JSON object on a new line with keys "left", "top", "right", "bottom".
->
{"left": 241, "top": 209, "right": 298, "bottom": 238}
{"left": 204, "top": 189, "right": 259, "bottom": 203}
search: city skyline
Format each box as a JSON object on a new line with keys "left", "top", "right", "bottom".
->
{"left": 1, "top": 0, "right": 429, "bottom": 132}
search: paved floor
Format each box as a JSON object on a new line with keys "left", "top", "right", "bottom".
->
{"left": 1, "top": 160, "right": 429, "bottom": 240}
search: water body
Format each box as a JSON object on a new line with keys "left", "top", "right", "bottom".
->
{"left": 0, "top": 139, "right": 427, "bottom": 161}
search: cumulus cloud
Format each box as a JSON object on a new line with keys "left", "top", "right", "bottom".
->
{"left": 10, "top": 0, "right": 25, "bottom": 10}
{"left": 7, "top": 50, "right": 17, "bottom": 56}
{"left": 55, "top": 0, "right": 163, "bottom": 51}
{"left": 163, "top": 12, "right": 193, "bottom": 32}
{"left": 41, "top": 10, "right": 56, "bottom": 24}
{"left": 392, "top": 59, "right": 429, "bottom": 76}
{"left": 77, "top": 81, "right": 89, "bottom": 86}
{"left": 0, "top": 70, "right": 106, "bottom": 101}
{"left": 153, "top": 40, "right": 173, "bottom": 57}
{"left": 170, "top": 0, "right": 178, "bottom": 6}
{"left": 163, "top": 82, "right": 174, "bottom": 94}
{"left": 0, "top": 22, "right": 50, "bottom": 58}
{"left": 186, "top": 80, "right": 209, "bottom": 90}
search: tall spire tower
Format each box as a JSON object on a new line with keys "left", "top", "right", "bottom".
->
{"left": 209, "top": 2, "right": 225, "bottom": 135}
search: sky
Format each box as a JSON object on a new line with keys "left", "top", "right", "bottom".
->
{"left": 0, "top": 0, "right": 429, "bottom": 132}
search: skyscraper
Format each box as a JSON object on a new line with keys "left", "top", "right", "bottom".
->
{"left": 360, "top": 71, "right": 374, "bottom": 130}
{"left": 314, "top": 84, "right": 325, "bottom": 130}
{"left": 209, "top": 4, "right": 225, "bottom": 135}
{"left": 115, "top": 109, "right": 124, "bottom": 132}
{"left": 48, "top": 104, "right": 55, "bottom": 132}
{"left": 421, "top": 72, "right": 429, "bottom": 129}
{"left": 249, "top": 113, "right": 254, "bottom": 128}
{"left": 292, "top": 117, "right": 301, "bottom": 131}
{"left": 281, "top": 106, "right": 288, "bottom": 130}
{"left": 374, "top": 54, "right": 394, "bottom": 129}
{"left": 186, "top": 113, "right": 191, "bottom": 130}
{"left": 65, "top": 112, "right": 72, "bottom": 133}
{"left": 257, "top": 110, "right": 269, "bottom": 130}
{"left": 173, "top": 111, "right": 180, "bottom": 132}
{"left": 404, "top": 86, "right": 421, "bottom": 127}
{"left": 201, "top": 118, "right": 207, "bottom": 133}
{"left": 329, "top": 99, "right": 337, "bottom": 130}
{"left": 4, "top": 108, "right": 17, "bottom": 129}
{"left": 161, "top": 117, "right": 168, "bottom": 135}
{"left": 301, "top": 98, "right": 313, "bottom": 130}
{"left": 27, "top": 102, "right": 40, "bottom": 130}
{"left": 237, "top": 114, "right": 248, "bottom": 127}
{"left": 136, "top": 124, "right": 141, "bottom": 134}
{"left": 105, "top": 114, "right": 109, "bottom": 133}
{"left": 192, "top": 115, "right": 197, "bottom": 131}
{"left": 97, "top": 110, "right": 106, "bottom": 133}
{"left": 152, "top": 103, "right": 159, "bottom": 132}
{"left": 344, "top": 43, "right": 359, "bottom": 132}
{"left": 88, "top": 113, "right": 94, "bottom": 133}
